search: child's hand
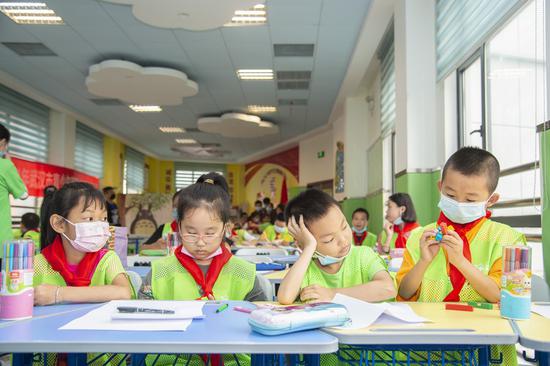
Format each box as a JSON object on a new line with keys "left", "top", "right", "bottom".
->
{"left": 441, "top": 230, "right": 465, "bottom": 266}
{"left": 288, "top": 215, "right": 316, "bottom": 253}
{"left": 419, "top": 230, "right": 440, "bottom": 263}
{"left": 384, "top": 222, "right": 394, "bottom": 236}
{"left": 300, "top": 284, "right": 335, "bottom": 302}
{"left": 34, "top": 284, "right": 58, "bottom": 306}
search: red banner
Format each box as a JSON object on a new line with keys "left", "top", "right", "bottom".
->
{"left": 11, "top": 157, "right": 100, "bottom": 197}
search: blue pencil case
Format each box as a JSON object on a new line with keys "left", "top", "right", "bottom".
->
{"left": 256, "top": 262, "right": 286, "bottom": 271}
{"left": 248, "top": 302, "right": 349, "bottom": 335}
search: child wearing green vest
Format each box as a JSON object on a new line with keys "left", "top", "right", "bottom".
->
{"left": 277, "top": 189, "right": 396, "bottom": 305}
{"left": 350, "top": 208, "right": 377, "bottom": 248}
{"left": 13, "top": 212, "right": 41, "bottom": 253}
{"left": 397, "top": 147, "right": 525, "bottom": 366}
{"left": 259, "top": 213, "right": 293, "bottom": 243}
{"left": 141, "top": 172, "right": 266, "bottom": 366}
{"left": 378, "top": 193, "right": 419, "bottom": 253}
{"left": 33, "top": 182, "right": 133, "bottom": 365}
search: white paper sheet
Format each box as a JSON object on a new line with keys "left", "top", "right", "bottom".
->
{"left": 532, "top": 304, "right": 550, "bottom": 319}
{"left": 329, "top": 294, "right": 429, "bottom": 330}
{"left": 60, "top": 300, "right": 204, "bottom": 331}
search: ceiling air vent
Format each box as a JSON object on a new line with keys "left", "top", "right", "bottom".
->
{"left": 89, "top": 98, "right": 123, "bottom": 106}
{"left": 278, "top": 98, "right": 308, "bottom": 106}
{"left": 276, "top": 71, "right": 311, "bottom": 80}
{"left": 277, "top": 81, "right": 310, "bottom": 90}
{"left": 2, "top": 42, "right": 56, "bottom": 56}
{"left": 273, "top": 44, "right": 314, "bottom": 57}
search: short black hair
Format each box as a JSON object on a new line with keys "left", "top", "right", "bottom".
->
{"left": 275, "top": 213, "right": 285, "bottom": 222}
{"left": 21, "top": 212, "right": 40, "bottom": 230}
{"left": 263, "top": 197, "right": 271, "bottom": 205}
{"left": 352, "top": 208, "right": 369, "bottom": 220}
{"left": 177, "top": 172, "right": 230, "bottom": 224}
{"left": 285, "top": 189, "right": 339, "bottom": 228}
{"left": 254, "top": 200, "right": 262, "bottom": 206}
{"left": 0, "top": 124, "right": 10, "bottom": 143}
{"left": 102, "top": 186, "right": 114, "bottom": 194}
{"left": 442, "top": 147, "right": 500, "bottom": 193}
{"left": 389, "top": 193, "right": 417, "bottom": 223}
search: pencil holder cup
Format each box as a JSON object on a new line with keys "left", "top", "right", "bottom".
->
{"left": 1, "top": 240, "right": 35, "bottom": 320}
{"left": 500, "top": 245, "right": 531, "bottom": 320}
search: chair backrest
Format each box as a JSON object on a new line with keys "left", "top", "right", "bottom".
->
{"left": 257, "top": 273, "right": 275, "bottom": 301}
{"left": 126, "top": 270, "right": 143, "bottom": 294}
{"left": 235, "top": 248, "right": 288, "bottom": 257}
{"left": 532, "top": 273, "right": 550, "bottom": 302}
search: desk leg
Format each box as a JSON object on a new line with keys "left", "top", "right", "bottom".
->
{"left": 11, "top": 353, "right": 33, "bottom": 366}
{"left": 536, "top": 351, "right": 550, "bottom": 366}
{"left": 477, "top": 346, "right": 490, "bottom": 366}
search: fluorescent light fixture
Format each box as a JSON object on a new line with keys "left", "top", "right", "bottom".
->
{"left": 176, "top": 138, "right": 198, "bottom": 144}
{"left": 225, "top": 3, "right": 267, "bottom": 26}
{"left": 159, "top": 127, "right": 185, "bottom": 133}
{"left": 0, "top": 3, "right": 64, "bottom": 24}
{"left": 248, "top": 105, "right": 277, "bottom": 113}
{"left": 237, "top": 69, "right": 273, "bottom": 80}
{"left": 129, "top": 105, "right": 162, "bottom": 112}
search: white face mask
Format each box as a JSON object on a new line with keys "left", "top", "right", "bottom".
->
{"left": 172, "top": 208, "right": 178, "bottom": 220}
{"left": 393, "top": 216, "right": 404, "bottom": 226}
{"left": 438, "top": 194, "right": 489, "bottom": 224}
{"left": 313, "top": 246, "right": 351, "bottom": 266}
{"left": 180, "top": 245, "right": 222, "bottom": 260}
{"left": 274, "top": 225, "right": 287, "bottom": 234}
{"left": 61, "top": 219, "right": 110, "bottom": 253}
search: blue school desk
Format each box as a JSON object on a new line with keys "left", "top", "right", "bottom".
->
{"left": 513, "top": 311, "right": 550, "bottom": 366}
{"left": 0, "top": 301, "right": 338, "bottom": 366}
{"left": 322, "top": 302, "right": 518, "bottom": 366}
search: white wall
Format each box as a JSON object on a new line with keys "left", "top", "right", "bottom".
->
{"left": 299, "top": 129, "right": 334, "bottom": 186}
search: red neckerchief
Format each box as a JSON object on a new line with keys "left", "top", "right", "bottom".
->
{"left": 394, "top": 222, "right": 420, "bottom": 249}
{"left": 41, "top": 235, "right": 107, "bottom": 287}
{"left": 170, "top": 220, "right": 178, "bottom": 233}
{"left": 173, "top": 243, "right": 232, "bottom": 300}
{"left": 352, "top": 231, "right": 367, "bottom": 246}
{"left": 438, "top": 211, "right": 491, "bottom": 302}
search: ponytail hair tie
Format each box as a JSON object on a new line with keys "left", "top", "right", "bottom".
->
{"left": 204, "top": 179, "right": 214, "bottom": 185}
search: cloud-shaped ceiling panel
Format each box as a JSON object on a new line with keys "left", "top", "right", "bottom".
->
{"left": 103, "top": 0, "right": 263, "bottom": 30}
{"left": 85, "top": 60, "right": 198, "bottom": 106}
{"left": 198, "top": 113, "right": 278, "bottom": 138}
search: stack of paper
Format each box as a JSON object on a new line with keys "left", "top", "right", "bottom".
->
{"left": 60, "top": 300, "right": 205, "bottom": 331}
{"left": 329, "top": 294, "right": 429, "bottom": 330}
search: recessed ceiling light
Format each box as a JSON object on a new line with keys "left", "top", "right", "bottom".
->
{"left": 176, "top": 138, "right": 198, "bottom": 144}
{"left": 0, "top": 3, "right": 64, "bottom": 24}
{"left": 237, "top": 69, "right": 273, "bottom": 80}
{"left": 129, "top": 105, "right": 162, "bottom": 112}
{"left": 248, "top": 105, "right": 277, "bottom": 113}
{"left": 225, "top": 3, "right": 266, "bottom": 26}
{"left": 159, "top": 127, "right": 185, "bottom": 133}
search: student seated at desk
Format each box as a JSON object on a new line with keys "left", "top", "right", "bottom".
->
{"left": 13, "top": 212, "right": 41, "bottom": 253}
{"left": 141, "top": 190, "right": 182, "bottom": 251}
{"left": 350, "top": 208, "right": 377, "bottom": 248}
{"left": 140, "top": 173, "right": 266, "bottom": 366}
{"left": 33, "top": 182, "right": 133, "bottom": 305}
{"left": 260, "top": 213, "right": 293, "bottom": 243}
{"left": 378, "top": 193, "right": 419, "bottom": 253}
{"left": 396, "top": 147, "right": 525, "bottom": 365}
{"left": 277, "top": 189, "right": 396, "bottom": 305}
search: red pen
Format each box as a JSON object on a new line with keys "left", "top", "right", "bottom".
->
{"left": 445, "top": 304, "right": 473, "bottom": 312}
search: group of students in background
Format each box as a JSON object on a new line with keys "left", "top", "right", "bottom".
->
{"left": 5, "top": 146, "right": 524, "bottom": 365}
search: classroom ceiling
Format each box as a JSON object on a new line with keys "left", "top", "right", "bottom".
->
{"left": 0, "top": 0, "right": 371, "bottom": 162}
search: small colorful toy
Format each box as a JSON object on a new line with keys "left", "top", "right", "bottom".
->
{"left": 433, "top": 223, "right": 454, "bottom": 243}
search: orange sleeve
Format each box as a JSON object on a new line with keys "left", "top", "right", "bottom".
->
{"left": 395, "top": 249, "right": 421, "bottom": 302}
{"left": 488, "top": 257, "right": 503, "bottom": 288}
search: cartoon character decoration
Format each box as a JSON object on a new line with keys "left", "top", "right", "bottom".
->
{"left": 125, "top": 193, "right": 171, "bottom": 236}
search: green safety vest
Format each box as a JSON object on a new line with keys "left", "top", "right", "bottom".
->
{"left": 151, "top": 254, "right": 255, "bottom": 300}
{"left": 261, "top": 225, "right": 294, "bottom": 242}
{"left": 162, "top": 222, "right": 176, "bottom": 236}
{"left": 356, "top": 231, "right": 377, "bottom": 248}
{"left": 406, "top": 220, "right": 525, "bottom": 302}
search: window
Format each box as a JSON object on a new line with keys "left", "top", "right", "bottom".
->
{"left": 0, "top": 84, "right": 49, "bottom": 162}
{"left": 378, "top": 23, "right": 395, "bottom": 138}
{"left": 74, "top": 122, "right": 104, "bottom": 178}
{"left": 123, "top": 147, "right": 145, "bottom": 194}
{"left": 458, "top": 54, "right": 484, "bottom": 148}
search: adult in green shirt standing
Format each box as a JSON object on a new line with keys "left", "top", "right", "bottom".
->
{"left": 0, "top": 124, "right": 28, "bottom": 264}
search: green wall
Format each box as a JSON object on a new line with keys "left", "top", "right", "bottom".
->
{"left": 365, "top": 191, "right": 385, "bottom": 236}
{"left": 341, "top": 197, "right": 367, "bottom": 223}
{"left": 288, "top": 186, "right": 306, "bottom": 201}
{"left": 395, "top": 171, "right": 440, "bottom": 226}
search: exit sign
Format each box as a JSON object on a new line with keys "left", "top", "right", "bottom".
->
{"left": 317, "top": 151, "right": 325, "bottom": 158}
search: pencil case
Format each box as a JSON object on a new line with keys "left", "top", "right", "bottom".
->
{"left": 248, "top": 302, "right": 349, "bottom": 335}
